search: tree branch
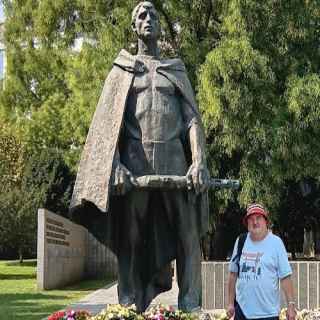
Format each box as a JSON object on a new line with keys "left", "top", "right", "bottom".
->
{"left": 153, "top": 1, "right": 177, "bottom": 50}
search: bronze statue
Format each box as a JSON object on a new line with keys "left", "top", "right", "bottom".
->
{"left": 70, "top": 1, "right": 209, "bottom": 312}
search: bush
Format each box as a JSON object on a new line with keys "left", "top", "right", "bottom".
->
{"left": 0, "top": 148, "right": 74, "bottom": 261}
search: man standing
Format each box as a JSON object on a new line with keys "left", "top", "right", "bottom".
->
{"left": 227, "top": 204, "right": 296, "bottom": 320}
{"left": 70, "top": 1, "right": 209, "bottom": 312}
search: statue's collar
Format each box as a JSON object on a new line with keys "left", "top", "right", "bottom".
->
{"left": 114, "top": 49, "right": 186, "bottom": 73}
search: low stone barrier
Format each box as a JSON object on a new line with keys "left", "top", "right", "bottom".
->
{"left": 201, "top": 261, "right": 320, "bottom": 310}
{"left": 86, "top": 232, "right": 118, "bottom": 278}
{"left": 37, "top": 208, "right": 117, "bottom": 290}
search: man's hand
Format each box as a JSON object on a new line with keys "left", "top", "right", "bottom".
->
{"left": 186, "top": 163, "right": 209, "bottom": 194}
{"left": 113, "top": 163, "right": 137, "bottom": 195}
{"left": 286, "top": 304, "right": 296, "bottom": 320}
{"left": 226, "top": 303, "right": 235, "bottom": 319}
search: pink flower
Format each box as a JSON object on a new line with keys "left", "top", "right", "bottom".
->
{"left": 47, "top": 309, "right": 90, "bottom": 320}
{"left": 156, "top": 314, "right": 165, "bottom": 320}
{"left": 67, "top": 310, "right": 75, "bottom": 316}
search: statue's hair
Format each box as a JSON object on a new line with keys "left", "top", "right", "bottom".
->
{"left": 131, "top": 1, "right": 159, "bottom": 26}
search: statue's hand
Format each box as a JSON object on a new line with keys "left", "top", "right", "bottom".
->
{"left": 113, "top": 163, "right": 137, "bottom": 195}
{"left": 186, "top": 163, "right": 209, "bottom": 195}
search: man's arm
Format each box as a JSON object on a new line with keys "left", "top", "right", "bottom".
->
{"left": 227, "top": 272, "right": 237, "bottom": 318}
{"left": 281, "top": 276, "right": 296, "bottom": 320}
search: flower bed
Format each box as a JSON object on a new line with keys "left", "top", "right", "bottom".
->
{"left": 47, "top": 305, "right": 320, "bottom": 320}
{"left": 144, "top": 304, "right": 197, "bottom": 320}
{"left": 47, "top": 304, "right": 198, "bottom": 320}
{"left": 280, "top": 308, "right": 320, "bottom": 320}
{"left": 48, "top": 310, "right": 91, "bottom": 320}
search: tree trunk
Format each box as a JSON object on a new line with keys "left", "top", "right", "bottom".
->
{"left": 315, "top": 226, "right": 320, "bottom": 258}
{"left": 303, "top": 228, "right": 315, "bottom": 258}
{"left": 19, "top": 247, "right": 23, "bottom": 264}
{"left": 201, "top": 233, "right": 211, "bottom": 261}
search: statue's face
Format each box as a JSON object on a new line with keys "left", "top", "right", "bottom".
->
{"left": 132, "top": 3, "right": 160, "bottom": 41}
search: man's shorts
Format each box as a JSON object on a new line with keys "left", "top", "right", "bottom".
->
{"left": 234, "top": 301, "right": 279, "bottom": 320}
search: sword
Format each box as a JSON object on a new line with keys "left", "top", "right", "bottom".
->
{"left": 118, "top": 175, "right": 240, "bottom": 190}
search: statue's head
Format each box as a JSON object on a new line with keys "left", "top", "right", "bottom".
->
{"left": 131, "top": 2, "right": 160, "bottom": 41}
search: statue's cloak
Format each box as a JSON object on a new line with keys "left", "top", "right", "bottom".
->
{"left": 70, "top": 49, "right": 209, "bottom": 305}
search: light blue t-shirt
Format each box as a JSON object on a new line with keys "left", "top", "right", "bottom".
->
{"left": 229, "top": 232, "right": 292, "bottom": 319}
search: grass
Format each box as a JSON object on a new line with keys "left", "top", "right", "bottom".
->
{"left": 0, "top": 259, "right": 114, "bottom": 320}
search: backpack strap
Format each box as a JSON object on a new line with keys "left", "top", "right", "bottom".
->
{"left": 231, "top": 232, "right": 247, "bottom": 276}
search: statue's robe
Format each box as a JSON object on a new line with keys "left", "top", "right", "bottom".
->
{"left": 70, "top": 49, "right": 209, "bottom": 309}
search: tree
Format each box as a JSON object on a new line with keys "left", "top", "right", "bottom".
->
{"left": 0, "top": 187, "right": 38, "bottom": 262}
{"left": 0, "top": 148, "right": 73, "bottom": 261}
{"left": 0, "top": 120, "right": 25, "bottom": 193}
{"left": 198, "top": 1, "right": 320, "bottom": 258}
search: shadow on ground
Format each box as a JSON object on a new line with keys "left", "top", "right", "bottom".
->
{"left": 5, "top": 260, "right": 37, "bottom": 267}
{"left": 0, "top": 273, "right": 36, "bottom": 280}
{"left": 62, "top": 279, "right": 116, "bottom": 291}
{"left": 0, "top": 293, "right": 71, "bottom": 320}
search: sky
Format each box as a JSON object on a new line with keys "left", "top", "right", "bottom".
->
{"left": 0, "top": 3, "right": 4, "bottom": 23}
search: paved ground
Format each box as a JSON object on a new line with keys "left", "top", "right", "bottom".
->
{"left": 66, "top": 281, "right": 179, "bottom": 316}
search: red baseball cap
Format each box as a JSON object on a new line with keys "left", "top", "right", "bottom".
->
{"left": 243, "top": 203, "right": 269, "bottom": 226}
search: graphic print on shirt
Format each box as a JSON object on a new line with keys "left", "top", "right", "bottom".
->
{"left": 239, "top": 251, "right": 264, "bottom": 281}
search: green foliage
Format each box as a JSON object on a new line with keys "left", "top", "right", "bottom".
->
{"left": 0, "top": 121, "right": 25, "bottom": 192}
{"left": 152, "top": 0, "right": 223, "bottom": 85}
{"left": 0, "top": 148, "right": 73, "bottom": 259}
{"left": 22, "top": 148, "right": 73, "bottom": 215}
{"left": 282, "top": 74, "right": 320, "bottom": 178}
{"left": 198, "top": 0, "right": 320, "bottom": 209}
{"left": 1, "top": 0, "right": 134, "bottom": 169}
{"left": 0, "top": 186, "right": 39, "bottom": 260}
{"left": 199, "top": 36, "right": 277, "bottom": 206}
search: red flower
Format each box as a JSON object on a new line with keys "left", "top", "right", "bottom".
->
{"left": 47, "top": 310, "right": 66, "bottom": 320}
{"left": 47, "top": 309, "right": 92, "bottom": 320}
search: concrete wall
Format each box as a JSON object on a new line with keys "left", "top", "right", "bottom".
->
{"left": 37, "top": 209, "right": 118, "bottom": 290}
{"left": 201, "top": 261, "right": 320, "bottom": 310}
{"left": 37, "top": 209, "right": 87, "bottom": 289}
{"left": 86, "top": 232, "right": 118, "bottom": 279}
